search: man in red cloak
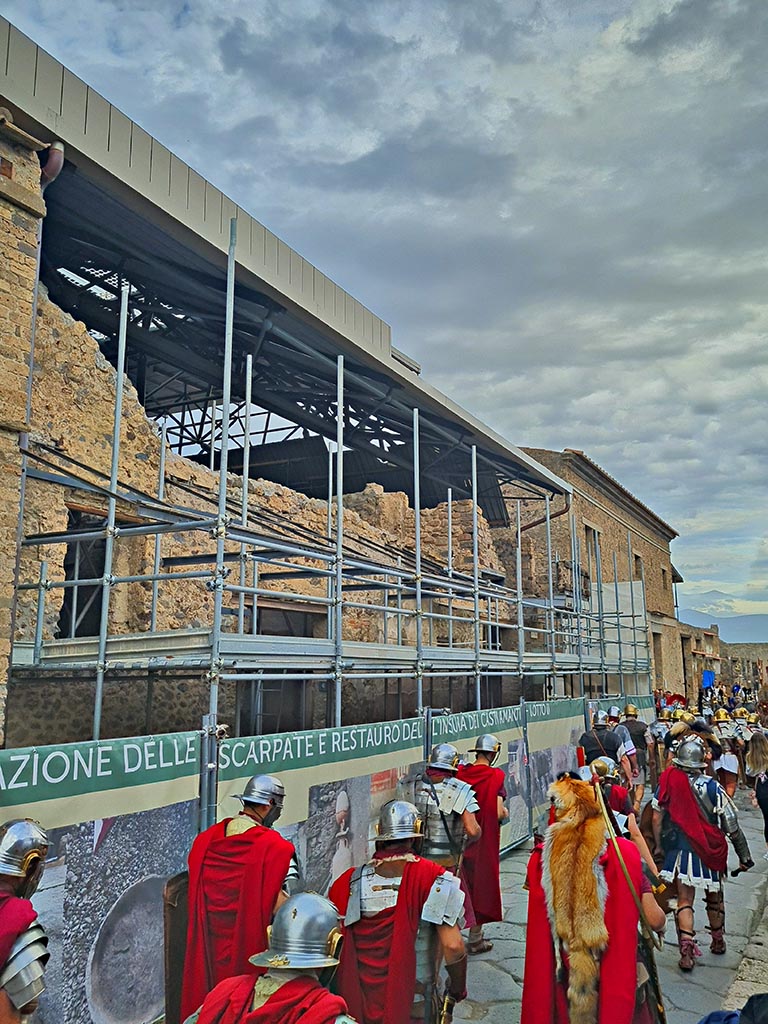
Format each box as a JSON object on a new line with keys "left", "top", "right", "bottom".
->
{"left": 0, "top": 819, "right": 50, "bottom": 1024}
{"left": 329, "top": 799, "right": 467, "bottom": 1024}
{"left": 457, "top": 733, "right": 508, "bottom": 953}
{"left": 182, "top": 893, "right": 353, "bottom": 1024}
{"left": 522, "top": 775, "right": 666, "bottom": 1024}
{"left": 181, "top": 775, "right": 298, "bottom": 1021}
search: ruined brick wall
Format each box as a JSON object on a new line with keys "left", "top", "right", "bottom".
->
{"left": 0, "top": 122, "right": 45, "bottom": 745}
{"left": 720, "top": 642, "right": 768, "bottom": 696}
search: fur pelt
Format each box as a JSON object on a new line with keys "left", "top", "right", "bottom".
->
{"left": 542, "top": 777, "right": 608, "bottom": 1024}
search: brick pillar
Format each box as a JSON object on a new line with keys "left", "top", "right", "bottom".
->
{"left": 0, "top": 112, "right": 46, "bottom": 745}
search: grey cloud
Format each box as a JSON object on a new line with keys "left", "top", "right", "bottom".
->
{"left": 625, "top": 0, "right": 715, "bottom": 56}
{"left": 299, "top": 126, "right": 514, "bottom": 198}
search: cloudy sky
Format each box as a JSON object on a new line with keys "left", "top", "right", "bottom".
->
{"left": 4, "top": 0, "right": 768, "bottom": 614}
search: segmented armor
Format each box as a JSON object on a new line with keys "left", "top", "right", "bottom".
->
{"left": 414, "top": 776, "right": 479, "bottom": 865}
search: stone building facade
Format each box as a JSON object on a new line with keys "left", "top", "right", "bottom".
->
{"left": 518, "top": 448, "right": 682, "bottom": 696}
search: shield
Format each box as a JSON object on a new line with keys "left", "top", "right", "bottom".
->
{"left": 164, "top": 871, "right": 189, "bottom": 1024}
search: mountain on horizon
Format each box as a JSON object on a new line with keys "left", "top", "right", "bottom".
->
{"left": 678, "top": 607, "right": 768, "bottom": 644}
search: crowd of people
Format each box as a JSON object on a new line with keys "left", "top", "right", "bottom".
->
{"left": 2, "top": 699, "right": 765, "bottom": 1024}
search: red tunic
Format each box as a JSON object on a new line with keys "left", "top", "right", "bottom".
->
{"left": 195, "top": 974, "right": 348, "bottom": 1024}
{"left": 656, "top": 766, "right": 728, "bottom": 872}
{"left": 329, "top": 857, "right": 445, "bottom": 1024}
{"left": 457, "top": 762, "right": 506, "bottom": 924}
{"left": 181, "top": 819, "right": 295, "bottom": 1021}
{"left": 0, "top": 890, "right": 37, "bottom": 967}
{"left": 521, "top": 838, "right": 642, "bottom": 1024}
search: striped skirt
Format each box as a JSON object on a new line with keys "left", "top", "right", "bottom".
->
{"left": 661, "top": 849, "right": 721, "bottom": 891}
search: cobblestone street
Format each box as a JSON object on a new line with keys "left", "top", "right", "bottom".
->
{"left": 457, "top": 794, "right": 768, "bottom": 1024}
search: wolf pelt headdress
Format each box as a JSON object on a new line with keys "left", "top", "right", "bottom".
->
{"left": 542, "top": 775, "right": 608, "bottom": 1024}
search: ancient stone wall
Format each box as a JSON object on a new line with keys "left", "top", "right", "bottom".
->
{"left": 0, "top": 120, "right": 46, "bottom": 745}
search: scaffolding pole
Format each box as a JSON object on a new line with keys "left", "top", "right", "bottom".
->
{"left": 204, "top": 217, "right": 237, "bottom": 827}
{"left": 471, "top": 445, "right": 482, "bottom": 710}
{"left": 333, "top": 356, "right": 345, "bottom": 727}
{"left": 92, "top": 282, "right": 129, "bottom": 740}
{"left": 414, "top": 409, "right": 424, "bottom": 709}
{"left": 447, "top": 487, "right": 453, "bottom": 649}
{"left": 237, "top": 354, "right": 253, "bottom": 633}
{"left": 149, "top": 421, "right": 167, "bottom": 631}
{"left": 626, "top": 530, "right": 640, "bottom": 692}
{"left": 516, "top": 500, "right": 524, "bottom": 682}
{"left": 612, "top": 551, "right": 623, "bottom": 693}
{"left": 544, "top": 492, "right": 556, "bottom": 672}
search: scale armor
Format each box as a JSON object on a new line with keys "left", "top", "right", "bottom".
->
{"left": 0, "top": 921, "right": 49, "bottom": 1010}
{"left": 414, "top": 776, "right": 478, "bottom": 864}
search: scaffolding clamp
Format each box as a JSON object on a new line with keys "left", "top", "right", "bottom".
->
{"left": 103, "top": 574, "right": 115, "bottom": 587}
{"left": 210, "top": 516, "right": 231, "bottom": 539}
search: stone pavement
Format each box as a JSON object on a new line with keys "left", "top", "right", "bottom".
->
{"left": 456, "top": 794, "right": 768, "bottom": 1024}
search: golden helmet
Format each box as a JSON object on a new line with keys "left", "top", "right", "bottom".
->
{"left": 733, "top": 707, "right": 748, "bottom": 720}
{"left": 748, "top": 713, "right": 760, "bottom": 726}
{"left": 623, "top": 704, "right": 639, "bottom": 718}
{"left": 672, "top": 708, "right": 686, "bottom": 721}
{"left": 681, "top": 711, "right": 696, "bottom": 724}
{"left": 658, "top": 708, "right": 672, "bottom": 721}
{"left": 713, "top": 708, "right": 731, "bottom": 723}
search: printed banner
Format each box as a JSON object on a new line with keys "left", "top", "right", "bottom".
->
{"left": 0, "top": 731, "right": 201, "bottom": 827}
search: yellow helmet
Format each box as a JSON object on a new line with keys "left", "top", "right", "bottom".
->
{"left": 672, "top": 708, "right": 686, "bottom": 721}
{"left": 681, "top": 711, "right": 696, "bottom": 724}
{"left": 658, "top": 708, "right": 672, "bottom": 721}
{"left": 733, "top": 707, "right": 748, "bottom": 720}
{"left": 623, "top": 704, "right": 639, "bottom": 717}
{"left": 713, "top": 708, "right": 731, "bottom": 722}
{"left": 748, "top": 713, "right": 760, "bottom": 725}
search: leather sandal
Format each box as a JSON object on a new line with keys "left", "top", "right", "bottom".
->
{"left": 467, "top": 938, "right": 494, "bottom": 955}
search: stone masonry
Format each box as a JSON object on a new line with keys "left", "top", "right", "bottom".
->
{"left": 0, "top": 112, "right": 46, "bottom": 745}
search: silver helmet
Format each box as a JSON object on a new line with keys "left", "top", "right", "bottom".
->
{"left": 233, "top": 775, "right": 285, "bottom": 826}
{"left": 0, "top": 820, "right": 48, "bottom": 899}
{"left": 607, "top": 706, "right": 621, "bottom": 721}
{"left": 470, "top": 734, "right": 501, "bottom": 765}
{"left": 594, "top": 710, "right": 609, "bottom": 726}
{"left": 673, "top": 737, "right": 707, "bottom": 771}
{"left": 250, "top": 893, "right": 341, "bottom": 970}
{"left": 428, "top": 743, "right": 460, "bottom": 773}
{"left": 375, "top": 800, "right": 423, "bottom": 842}
{"left": 0, "top": 922, "right": 49, "bottom": 1011}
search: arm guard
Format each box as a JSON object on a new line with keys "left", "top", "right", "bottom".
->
{"left": 729, "top": 825, "right": 753, "bottom": 867}
{"left": 444, "top": 952, "right": 467, "bottom": 1002}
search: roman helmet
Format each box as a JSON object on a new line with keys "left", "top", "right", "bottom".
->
{"left": 681, "top": 711, "right": 696, "bottom": 724}
{"left": 607, "top": 706, "right": 621, "bottom": 722}
{"left": 0, "top": 819, "right": 48, "bottom": 900}
{"left": 733, "top": 708, "right": 749, "bottom": 720}
{"left": 658, "top": 708, "right": 672, "bottom": 721}
{"left": 594, "top": 710, "right": 609, "bottom": 726}
{"left": 234, "top": 775, "right": 285, "bottom": 827}
{"left": 713, "top": 708, "right": 731, "bottom": 723}
{"left": 623, "top": 704, "right": 639, "bottom": 718}
{"left": 469, "top": 734, "right": 502, "bottom": 765}
{"left": 673, "top": 737, "right": 707, "bottom": 772}
{"left": 250, "top": 893, "right": 342, "bottom": 970}
{"left": 589, "top": 757, "right": 618, "bottom": 779}
{"left": 0, "top": 922, "right": 49, "bottom": 1013}
{"left": 428, "top": 743, "right": 461, "bottom": 773}
{"left": 375, "top": 800, "right": 423, "bottom": 843}
{"left": 748, "top": 713, "right": 761, "bottom": 726}
{"left": 671, "top": 708, "right": 686, "bottom": 721}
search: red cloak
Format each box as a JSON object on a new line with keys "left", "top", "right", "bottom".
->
{"left": 656, "top": 766, "right": 728, "bottom": 872}
{"left": 457, "top": 762, "right": 506, "bottom": 924}
{"left": 521, "top": 837, "right": 642, "bottom": 1024}
{"left": 195, "top": 973, "right": 348, "bottom": 1024}
{"left": 0, "top": 891, "right": 37, "bottom": 968}
{"left": 181, "top": 819, "right": 295, "bottom": 1021}
{"left": 329, "top": 857, "right": 445, "bottom": 1024}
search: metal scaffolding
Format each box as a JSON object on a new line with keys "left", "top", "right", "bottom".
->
{"left": 11, "top": 218, "right": 652, "bottom": 743}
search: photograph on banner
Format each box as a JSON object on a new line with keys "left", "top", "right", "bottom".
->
{"left": 504, "top": 737, "right": 530, "bottom": 846}
{"left": 31, "top": 799, "right": 197, "bottom": 1024}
